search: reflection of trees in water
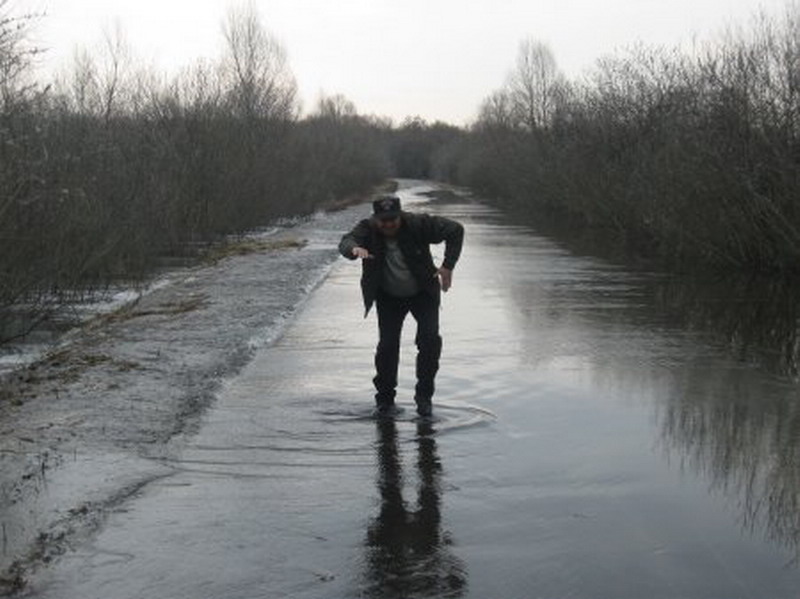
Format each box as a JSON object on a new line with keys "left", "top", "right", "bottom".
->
{"left": 361, "top": 419, "right": 467, "bottom": 598}
{"left": 506, "top": 251, "right": 800, "bottom": 559}
{"left": 650, "top": 274, "right": 800, "bottom": 379}
{"left": 511, "top": 263, "right": 800, "bottom": 379}
{"left": 660, "top": 365, "right": 800, "bottom": 562}
{"left": 646, "top": 276, "right": 800, "bottom": 557}
{"left": 511, "top": 212, "right": 800, "bottom": 381}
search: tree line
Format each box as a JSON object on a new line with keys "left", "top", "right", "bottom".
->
{"left": 0, "top": 4, "right": 395, "bottom": 342}
{"left": 432, "top": 7, "right": 800, "bottom": 273}
{"left": 7, "top": 2, "right": 800, "bottom": 341}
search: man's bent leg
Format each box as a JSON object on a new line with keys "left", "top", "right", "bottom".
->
{"left": 410, "top": 292, "right": 442, "bottom": 410}
{"left": 374, "top": 292, "right": 408, "bottom": 408}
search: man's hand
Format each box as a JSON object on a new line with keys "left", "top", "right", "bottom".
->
{"left": 352, "top": 246, "right": 373, "bottom": 260}
{"left": 436, "top": 267, "right": 453, "bottom": 292}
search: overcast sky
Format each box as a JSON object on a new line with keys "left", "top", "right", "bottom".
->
{"left": 21, "top": 0, "right": 793, "bottom": 124}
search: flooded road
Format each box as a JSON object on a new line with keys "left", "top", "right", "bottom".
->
{"left": 22, "top": 184, "right": 800, "bottom": 598}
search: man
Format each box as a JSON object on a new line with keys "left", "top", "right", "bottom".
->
{"left": 339, "top": 195, "right": 464, "bottom": 417}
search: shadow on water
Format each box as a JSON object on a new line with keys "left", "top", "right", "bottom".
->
{"left": 361, "top": 418, "right": 467, "bottom": 598}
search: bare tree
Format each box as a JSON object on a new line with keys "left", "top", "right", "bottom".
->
{"left": 55, "top": 22, "right": 134, "bottom": 119}
{"left": 221, "top": 2, "right": 298, "bottom": 121}
{"left": 65, "top": 47, "right": 99, "bottom": 115}
{"left": 477, "top": 89, "right": 515, "bottom": 130}
{"left": 507, "top": 39, "right": 563, "bottom": 130}
{"left": 0, "top": 0, "right": 40, "bottom": 108}
{"left": 99, "top": 22, "right": 130, "bottom": 121}
{"left": 315, "top": 93, "right": 357, "bottom": 121}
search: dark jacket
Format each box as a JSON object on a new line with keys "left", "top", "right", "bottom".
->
{"left": 339, "top": 211, "right": 465, "bottom": 315}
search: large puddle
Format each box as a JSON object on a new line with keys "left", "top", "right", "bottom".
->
{"left": 23, "top": 185, "right": 800, "bottom": 598}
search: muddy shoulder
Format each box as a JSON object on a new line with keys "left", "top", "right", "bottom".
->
{"left": 0, "top": 232, "right": 323, "bottom": 593}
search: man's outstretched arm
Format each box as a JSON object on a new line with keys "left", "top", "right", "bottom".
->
{"left": 339, "top": 219, "right": 373, "bottom": 259}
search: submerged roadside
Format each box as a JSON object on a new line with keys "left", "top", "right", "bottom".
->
{"left": 0, "top": 193, "right": 387, "bottom": 594}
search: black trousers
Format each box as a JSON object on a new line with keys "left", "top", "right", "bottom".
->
{"left": 374, "top": 289, "right": 442, "bottom": 406}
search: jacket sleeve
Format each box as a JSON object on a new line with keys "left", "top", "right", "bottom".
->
{"left": 338, "top": 219, "right": 372, "bottom": 259}
{"left": 422, "top": 215, "right": 464, "bottom": 270}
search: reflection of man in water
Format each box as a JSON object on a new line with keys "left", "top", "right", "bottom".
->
{"left": 339, "top": 196, "right": 464, "bottom": 416}
{"left": 362, "top": 418, "right": 467, "bottom": 597}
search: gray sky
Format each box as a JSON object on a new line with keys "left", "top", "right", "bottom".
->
{"left": 23, "top": 0, "right": 793, "bottom": 124}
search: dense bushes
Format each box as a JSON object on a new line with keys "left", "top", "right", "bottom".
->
{"left": 442, "top": 10, "right": 800, "bottom": 273}
{"left": 0, "top": 6, "right": 389, "bottom": 341}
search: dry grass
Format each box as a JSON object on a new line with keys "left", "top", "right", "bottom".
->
{"left": 0, "top": 348, "right": 146, "bottom": 406}
{"left": 127, "top": 295, "right": 209, "bottom": 318}
{"left": 204, "top": 238, "right": 307, "bottom": 264}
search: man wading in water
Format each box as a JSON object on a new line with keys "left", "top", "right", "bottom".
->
{"left": 339, "top": 195, "right": 464, "bottom": 417}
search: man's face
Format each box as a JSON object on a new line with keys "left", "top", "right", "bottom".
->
{"left": 376, "top": 216, "right": 401, "bottom": 237}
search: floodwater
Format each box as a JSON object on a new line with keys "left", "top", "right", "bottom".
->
{"left": 21, "top": 184, "right": 800, "bottom": 598}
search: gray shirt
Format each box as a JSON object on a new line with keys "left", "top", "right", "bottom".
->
{"left": 381, "top": 238, "right": 420, "bottom": 297}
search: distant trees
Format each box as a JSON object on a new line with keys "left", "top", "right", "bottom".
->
{"left": 0, "top": 4, "right": 390, "bottom": 343}
{"left": 442, "top": 9, "right": 800, "bottom": 273}
{"left": 290, "top": 93, "right": 391, "bottom": 204}
{"left": 389, "top": 117, "right": 464, "bottom": 180}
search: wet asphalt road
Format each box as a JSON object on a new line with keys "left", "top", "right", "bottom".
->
{"left": 21, "top": 183, "right": 800, "bottom": 598}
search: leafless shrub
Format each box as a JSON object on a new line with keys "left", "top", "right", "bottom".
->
{"left": 447, "top": 7, "right": 800, "bottom": 272}
{"left": 221, "top": 2, "right": 297, "bottom": 121}
{"left": 0, "top": 5, "right": 390, "bottom": 344}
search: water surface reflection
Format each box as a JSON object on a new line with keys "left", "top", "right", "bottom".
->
{"left": 606, "top": 273, "right": 800, "bottom": 560}
{"left": 660, "top": 355, "right": 800, "bottom": 562}
{"left": 362, "top": 419, "right": 467, "bottom": 598}
{"left": 649, "top": 273, "right": 800, "bottom": 379}
{"left": 494, "top": 206, "right": 800, "bottom": 567}
{"left": 528, "top": 210, "right": 800, "bottom": 379}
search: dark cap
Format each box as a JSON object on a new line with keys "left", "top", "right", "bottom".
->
{"left": 372, "top": 195, "right": 401, "bottom": 219}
